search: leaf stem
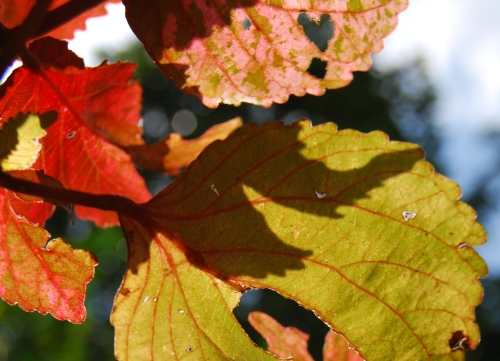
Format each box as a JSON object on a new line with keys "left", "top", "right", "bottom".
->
{"left": 0, "top": 0, "right": 52, "bottom": 79}
{"left": 0, "top": 171, "right": 143, "bottom": 218}
{"left": 0, "top": 0, "right": 108, "bottom": 78}
{"left": 22, "top": 0, "right": 108, "bottom": 40}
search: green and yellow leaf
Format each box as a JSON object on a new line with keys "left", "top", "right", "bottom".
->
{"left": 114, "top": 120, "right": 486, "bottom": 360}
{"left": 0, "top": 112, "right": 56, "bottom": 171}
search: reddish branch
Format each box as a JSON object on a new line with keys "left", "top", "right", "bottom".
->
{"left": 0, "top": 0, "right": 52, "bottom": 78}
{"left": 0, "top": 0, "right": 107, "bottom": 77}
{"left": 0, "top": 171, "right": 142, "bottom": 218}
{"left": 34, "top": 0, "right": 108, "bottom": 39}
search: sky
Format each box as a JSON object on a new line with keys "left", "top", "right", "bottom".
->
{"left": 65, "top": 1, "right": 500, "bottom": 274}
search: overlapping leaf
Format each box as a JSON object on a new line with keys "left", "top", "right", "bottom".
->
{"left": 249, "top": 311, "right": 314, "bottom": 361}
{"left": 323, "top": 330, "right": 364, "bottom": 361}
{"left": 0, "top": 187, "right": 97, "bottom": 322}
{"left": 0, "top": 112, "right": 56, "bottom": 171}
{"left": 0, "top": 38, "right": 151, "bottom": 227}
{"left": 123, "top": 0, "right": 408, "bottom": 107}
{"left": 8, "top": 169, "right": 75, "bottom": 225}
{"left": 0, "top": 0, "right": 121, "bottom": 40}
{"left": 0, "top": 113, "right": 96, "bottom": 323}
{"left": 0, "top": 112, "right": 57, "bottom": 226}
{"left": 128, "top": 117, "right": 243, "bottom": 175}
{"left": 114, "top": 121, "right": 486, "bottom": 360}
{"left": 248, "top": 311, "right": 364, "bottom": 361}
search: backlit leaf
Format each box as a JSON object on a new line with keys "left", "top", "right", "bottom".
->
{"left": 123, "top": 0, "right": 408, "bottom": 107}
{"left": 249, "top": 311, "right": 313, "bottom": 361}
{"left": 248, "top": 311, "right": 365, "bottom": 361}
{"left": 8, "top": 169, "right": 75, "bottom": 225}
{"left": 0, "top": 112, "right": 56, "bottom": 171}
{"left": 113, "top": 216, "right": 277, "bottom": 360}
{"left": 323, "top": 330, "right": 364, "bottom": 361}
{"left": 0, "top": 38, "right": 150, "bottom": 227}
{"left": 128, "top": 117, "right": 243, "bottom": 175}
{"left": 0, "top": 0, "right": 121, "bottom": 40}
{"left": 0, "top": 187, "right": 97, "bottom": 323}
{"left": 114, "top": 121, "right": 486, "bottom": 360}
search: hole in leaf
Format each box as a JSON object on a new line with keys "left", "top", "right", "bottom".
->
{"left": 449, "top": 330, "right": 470, "bottom": 351}
{"left": 233, "top": 289, "right": 329, "bottom": 360}
{"left": 306, "top": 58, "right": 327, "bottom": 79}
{"left": 242, "top": 17, "right": 251, "bottom": 30}
{"left": 297, "top": 13, "right": 334, "bottom": 52}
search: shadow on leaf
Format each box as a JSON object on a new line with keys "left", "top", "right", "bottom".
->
{"left": 126, "top": 121, "right": 421, "bottom": 281}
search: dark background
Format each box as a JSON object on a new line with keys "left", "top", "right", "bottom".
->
{"left": 0, "top": 40, "right": 498, "bottom": 360}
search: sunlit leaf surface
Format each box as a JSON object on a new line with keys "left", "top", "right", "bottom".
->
{"left": 323, "top": 330, "right": 364, "bottom": 361}
{"left": 114, "top": 121, "right": 486, "bottom": 360}
{"left": 0, "top": 112, "right": 56, "bottom": 171}
{"left": 248, "top": 311, "right": 365, "bottom": 361}
{"left": 128, "top": 117, "right": 243, "bottom": 175}
{"left": 0, "top": 186, "right": 97, "bottom": 323}
{"left": 123, "top": 0, "right": 408, "bottom": 107}
{"left": 0, "top": 38, "right": 150, "bottom": 227}
{"left": 249, "top": 311, "right": 314, "bottom": 361}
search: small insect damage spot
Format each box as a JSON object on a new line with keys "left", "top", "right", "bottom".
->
{"left": 242, "top": 17, "right": 251, "bottom": 30}
{"left": 143, "top": 295, "right": 149, "bottom": 304}
{"left": 211, "top": 183, "right": 219, "bottom": 196}
{"left": 449, "top": 330, "right": 470, "bottom": 351}
{"left": 457, "top": 242, "right": 468, "bottom": 249}
{"left": 315, "top": 190, "right": 326, "bottom": 199}
{"left": 119, "top": 287, "right": 131, "bottom": 296}
{"left": 402, "top": 210, "right": 417, "bottom": 222}
{"left": 306, "top": 58, "right": 327, "bottom": 79}
{"left": 66, "top": 131, "right": 76, "bottom": 139}
{"left": 297, "top": 13, "right": 334, "bottom": 52}
{"left": 178, "top": 309, "right": 185, "bottom": 314}
{"left": 186, "top": 347, "right": 193, "bottom": 352}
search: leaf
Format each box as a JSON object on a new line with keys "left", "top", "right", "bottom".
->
{"left": 0, "top": 186, "right": 97, "bottom": 323}
{"left": 114, "top": 121, "right": 486, "bottom": 360}
{"left": 248, "top": 311, "right": 365, "bottom": 361}
{"left": 0, "top": 112, "right": 56, "bottom": 171}
{"left": 122, "top": 0, "right": 408, "bottom": 107}
{"left": 128, "top": 117, "right": 243, "bottom": 175}
{"left": 8, "top": 170, "right": 75, "bottom": 225}
{"left": 248, "top": 311, "right": 314, "bottom": 361}
{"left": 0, "top": 37, "right": 151, "bottom": 227}
{"left": 113, "top": 215, "right": 278, "bottom": 361}
{"left": 0, "top": 0, "right": 121, "bottom": 40}
{"left": 323, "top": 330, "right": 364, "bottom": 361}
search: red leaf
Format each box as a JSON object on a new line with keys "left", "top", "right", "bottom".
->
{"left": 6, "top": 187, "right": 54, "bottom": 227}
{"left": 249, "top": 311, "right": 314, "bottom": 361}
{"left": 0, "top": 0, "right": 121, "bottom": 40}
{"left": 8, "top": 170, "right": 75, "bottom": 225}
{"left": 0, "top": 187, "right": 97, "bottom": 323}
{"left": 123, "top": 0, "right": 408, "bottom": 107}
{"left": 0, "top": 38, "right": 151, "bottom": 227}
{"left": 323, "top": 330, "right": 364, "bottom": 361}
{"left": 128, "top": 117, "right": 243, "bottom": 175}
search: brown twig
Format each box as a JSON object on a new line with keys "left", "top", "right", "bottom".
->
{"left": 0, "top": 170, "right": 142, "bottom": 218}
{"left": 0, "top": 0, "right": 52, "bottom": 79}
{"left": 0, "top": 0, "right": 109, "bottom": 79}
{"left": 34, "top": 0, "right": 108, "bottom": 39}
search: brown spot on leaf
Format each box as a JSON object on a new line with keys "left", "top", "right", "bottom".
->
{"left": 449, "top": 330, "right": 470, "bottom": 351}
{"left": 119, "top": 287, "right": 131, "bottom": 296}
